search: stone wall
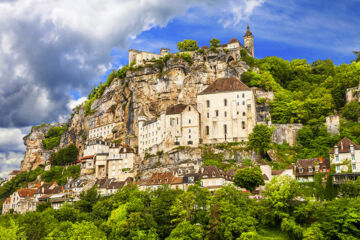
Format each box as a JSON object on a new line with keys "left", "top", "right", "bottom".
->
{"left": 272, "top": 124, "right": 303, "bottom": 146}
{"left": 326, "top": 115, "right": 340, "bottom": 135}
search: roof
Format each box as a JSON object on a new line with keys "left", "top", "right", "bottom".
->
{"left": 198, "top": 77, "right": 251, "bottom": 95}
{"left": 166, "top": 104, "right": 187, "bottom": 115}
{"left": 330, "top": 137, "right": 360, "bottom": 154}
{"left": 229, "top": 38, "right": 239, "bottom": 43}
{"left": 146, "top": 172, "right": 175, "bottom": 186}
{"left": 263, "top": 174, "right": 269, "bottom": 181}
{"left": 295, "top": 158, "right": 330, "bottom": 176}
{"left": 243, "top": 25, "right": 253, "bottom": 38}
{"left": 144, "top": 118, "right": 157, "bottom": 126}
{"left": 9, "top": 170, "right": 21, "bottom": 176}
{"left": 271, "top": 170, "right": 285, "bottom": 176}
{"left": 17, "top": 188, "right": 37, "bottom": 197}
{"left": 200, "top": 166, "right": 224, "bottom": 178}
{"left": 108, "top": 181, "right": 125, "bottom": 189}
{"left": 138, "top": 108, "right": 146, "bottom": 117}
{"left": 200, "top": 46, "right": 208, "bottom": 50}
{"left": 81, "top": 155, "right": 94, "bottom": 160}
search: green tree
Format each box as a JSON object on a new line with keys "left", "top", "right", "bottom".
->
{"left": 75, "top": 186, "right": 100, "bottom": 212}
{"left": 166, "top": 220, "right": 203, "bottom": 240}
{"left": 47, "top": 221, "right": 106, "bottom": 240}
{"left": 234, "top": 166, "right": 264, "bottom": 192}
{"left": 339, "top": 177, "right": 360, "bottom": 198}
{"left": 248, "top": 124, "right": 273, "bottom": 157}
{"left": 209, "top": 38, "right": 220, "bottom": 52}
{"left": 177, "top": 39, "right": 199, "bottom": 52}
{"left": 353, "top": 50, "right": 360, "bottom": 62}
{"left": 342, "top": 100, "right": 360, "bottom": 121}
{"left": 0, "top": 219, "right": 26, "bottom": 240}
{"left": 324, "top": 174, "right": 337, "bottom": 200}
{"left": 313, "top": 173, "right": 325, "bottom": 201}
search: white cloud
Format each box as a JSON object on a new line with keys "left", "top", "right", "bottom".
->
{"left": 0, "top": 127, "right": 27, "bottom": 152}
{"left": 0, "top": 151, "right": 24, "bottom": 178}
{"left": 67, "top": 96, "right": 87, "bottom": 111}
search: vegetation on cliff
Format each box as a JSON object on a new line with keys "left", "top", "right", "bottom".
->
{"left": 42, "top": 125, "right": 67, "bottom": 150}
{"left": 49, "top": 144, "right": 79, "bottom": 166}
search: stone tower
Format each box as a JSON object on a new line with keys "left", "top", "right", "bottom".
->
{"left": 243, "top": 25, "right": 254, "bottom": 57}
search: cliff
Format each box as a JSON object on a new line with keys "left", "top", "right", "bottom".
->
{"left": 21, "top": 48, "right": 250, "bottom": 172}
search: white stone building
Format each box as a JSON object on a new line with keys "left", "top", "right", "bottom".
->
{"left": 129, "top": 48, "right": 170, "bottom": 65}
{"left": 197, "top": 77, "right": 256, "bottom": 144}
{"left": 9, "top": 188, "right": 37, "bottom": 214}
{"left": 138, "top": 104, "right": 200, "bottom": 156}
{"left": 330, "top": 137, "right": 360, "bottom": 173}
{"left": 88, "top": 123, "right": 115, "bottom": 140}
{"left": 107, "top": 144, "right": 136, "bottom": 180}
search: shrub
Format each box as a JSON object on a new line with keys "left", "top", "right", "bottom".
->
{"left": 50, "top": 144, "right": 79, "bottom": 166}
{"left": 177, "top": 39, "right": 199, "bottom": 52}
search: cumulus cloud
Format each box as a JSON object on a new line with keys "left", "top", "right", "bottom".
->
{"left": 0, "top": 152, "right": 24, "bottom": 178}
{"left": 0, "top": 127, "right": 28, "bottom": 152}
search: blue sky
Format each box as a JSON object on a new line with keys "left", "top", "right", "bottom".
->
{"left": 0, "top": 0, "right": 359, "bottom": 177}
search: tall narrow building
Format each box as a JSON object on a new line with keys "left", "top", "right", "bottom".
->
{"left": 243, "top": 25, "right": 254, "bottom": 57}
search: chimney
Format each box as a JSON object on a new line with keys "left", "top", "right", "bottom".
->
{"left": 54, "top": 181, "right": 57, "bottom": 187}
{"left": 61, "top": 186, "right": 64, "bottom": 192}
{"left": 318, "top": 156, "right": 323, "bottom": 163}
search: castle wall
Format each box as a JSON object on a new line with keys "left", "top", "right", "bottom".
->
{"left": 272, "top": 124, "right": 303, "bottom": 146}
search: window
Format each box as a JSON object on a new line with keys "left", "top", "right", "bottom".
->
{"left": 237, "top": 94, "right": 239, "bottom": 98}
{"left": 206, "top": 126, "right": 209, "bottom": 135}
{"left": 188, "top": 107, "right": 191, "bottom": 111}
{"left": 352, "top": 164, "right": 356, "bottom": 171}
{"left": 206, "top": 100, "right": 210, "bottom": 107}
{"left": 242, "top": 112, "right": 246, "bottom": 116}
{"left": 336, "top": 165, "right": 340, "bottom": 173}
{"left": 224, "top": 111, "right": 227, "bottom": 117}
{"left": 215, "top": 110, "right": 219, "bottom": 117}
{"left": 207, "top": 112, "right": 209, "bottom": 118}
{"left": 335, "top": 155, "right": 339, "bottom": 162}
{"left": 242, "top": 121, "right": 246, "bottom": 129}
{"left": 350, "top": 145, "right": 354, "bottom": 153}
{"left": 351, "top": 154, "right": 355, "bottom": 162}
{"left": 188, "top": 129, "right": 191, "bottom": 133}
{"left": 189, "top": 135, "right": 191, "bottom": 139}
{"left": 224, "top": 99, "right": 227, "bottom": 106}
{"left": 299, "top": 168, "right": 303, "bottom": 173}
{"left": 335, "top": 147, "right": 339, "bottom": 154}
{"left": 242, "top": 101, "right": 245, "bottom": 105}
{"left": 322, "top": 167, "right": 326, "bottom": 172}
{"left": 242, "top": 93, "right": 245, "bottom": 98}
{"left": 224, "top": 124, "right": 227, "bottom": 134}
{"left": 188, "top": 119, "right": 191, "bottom": 124}
{"left": 308, "top": 167, "right": 313, "bottom": 173}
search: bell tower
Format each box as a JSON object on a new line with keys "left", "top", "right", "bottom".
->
{"left": 243, "top": 25, "right": 254, "bottom": 57}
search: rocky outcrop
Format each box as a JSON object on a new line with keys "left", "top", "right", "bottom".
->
{"left": 21, "top": 48, "right": 250, "bottom": 172}
{"left": 21, "top": 125, "right": 59, "bottom": 171}
{"left": 272, "top": 124, "right": 303, "bottom": 146}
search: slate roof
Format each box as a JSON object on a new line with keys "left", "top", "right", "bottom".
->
{"left": 198, "top": 77, "right": 251, "bottom": 95}
{"left": 200, "top": 166, "right": 224, "bottom": 178}
{"left": 295, "top": 158, "right": 330, "bottom": 176}
{"left": 146, "top": 172, "right": 175, "bottom": 186}
{"left": 329, "top": 137, "right": 360, "bottom": 154}
{"left": 166, "top": 104, "right": 187, "bottom": 115}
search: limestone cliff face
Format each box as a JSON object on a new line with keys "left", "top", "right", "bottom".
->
{"left": 21, "top": 125, "right": 57, "bottom": 171}
{"left": 21, "top": 49, "right": 250, "bottom": 171}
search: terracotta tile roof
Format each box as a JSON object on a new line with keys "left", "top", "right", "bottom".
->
{"left": 166, "top": 104, "right": 187, "bottom": 115}
{"left": 329, "top": 137, "right": 360, "bottom": 154}
{"left": 198, "top": 77, "right": 251, "bottom": 95}
{"left": 172, "top": 177, "right": 184, "bottom": 185}
{"left": 146, "top": 172, "right": 175, "bottom": 186}
{"left": 17, "top": 188, "right": 37, "bottom": 197}
{"left": 229, "top": 38, "right": 239, "bottom": 43}
{"left": 9, "top": 170, "right": 21, "bottom": 176}
{"left": 81, "top": 155, "right": 94, "bottom": 160}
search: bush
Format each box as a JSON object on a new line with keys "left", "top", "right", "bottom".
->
{"left": 177, "top": 39, "right": 199, "bottom": 52}
{"left": 42, "top": 125, "right": 67, "bottom": 150}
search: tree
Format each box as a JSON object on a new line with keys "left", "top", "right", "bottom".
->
{"left": 339, "top": 177, "right": 360, "bottom": 198}
{"left": 75, "top": 186, "right": 100, "bottom": 212}
{"left": 177, "top": 39, "right": 199, "bottom": 52}
{"left": 342, "top": 101, "right": 360, "bottom": 121}
{"left": 166, "top": 220, "right": 203, "bottom": 240}
{"left": 234, "top": 166, "right": 264, "bottom": 192}
{"left": 248, "top": 124, "right": 273, "bottom": 157}
{"left": 0, "top": 219, "right": 26, "bottom": 240}
{"left": 313, "top": 173, "right": 325, "bottom": 201}
{"left": 353, "top": 51, "right": 360, "bottom": 62}
{"left": 324, "top": 174, "right": 337, "bottom": 200}
{"left": 209, "top": 38, "right": 220, "bottom": 52}
{"left": 47, "top": 221, "right": 107, "bottom": 240}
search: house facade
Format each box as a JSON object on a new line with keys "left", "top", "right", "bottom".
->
{"left": 197, "top": 77, "right": 256, "bottom": 144}
{"left": 107, "top": 145, "right": 136, "bottom": 180}
{"left": 294, "top": 157, "right": 331, "bottom": 182}
{"left": 330, "top": 137, "right": 360, "bottom": 173}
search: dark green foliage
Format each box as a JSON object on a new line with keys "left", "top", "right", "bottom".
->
{"left": 42, "top": 125, "right": 67, "bottom": 150}
{"left": 339, "top": 177, "right": 360, "bottom": 198}
{"left": 324, "top": 174, "right": 337, "bottom": 200}
{"left": 177, "top": 39, "right": 199, "bottom": 52}
{"left": 209, "top": 38, "right": 220, "bottom": 52}
{"left": 49, "top": 144, "right": 79, "bottom": 166}
{"left": 342, "top": 100, "right": 360, "bottom": 121}
{"left": 354, "top": 51, "right": 360, "bottom": 62}
{"left": 234, "top": 166, "right": 265, "bottom": 192}
{"left": 248, "top": 124, "right": 273, "bottom": 157}
{"left": 75, "top": 186, "right": 100, "bottom": 212}
{"left": 340, "top": 120, "right": 360, "bottom": 144}
{"left": 240, "top": 48, "right": 255, "bottom": 67}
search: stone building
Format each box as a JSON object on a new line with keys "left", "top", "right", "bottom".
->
{"left": 197, "top": 77, "right": 256, "bottom": 144}
{"left": 107, "top": 144, "right": 136, "bottom": 180}
{"left": 243, "top": 25, "right": 254, "bottom": 57}
{"left": 272, "top": 124, "right": 303, "bottom": 146}
{"left": 138, "top": 104, "right": 200, "bottom": 155}
{"left": 294, "top": 157, "right": 331, "bottom": 182}
{"left": 128, "top": 48, "right": 170, "bottom": 65}
{"left": 88, "top": 123, "right": 116, "bottom": 140}
{"left": 8, "top": 170, "right": 21, "bottom": 180}
{"left": 330, "top": 137, "right": 360, "bottom": 173}
{"left": 326, "top": 115, "right": 340, "bottom": 135}
{"left": 9, "top": 188, "right": 37, "bottom": 214}
{"left": 346, "top": 81, "right": 360, "bottom": 103}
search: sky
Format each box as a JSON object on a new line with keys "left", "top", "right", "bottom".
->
{"left": 0, "top": 0, "right": 359, "bottom": 178}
